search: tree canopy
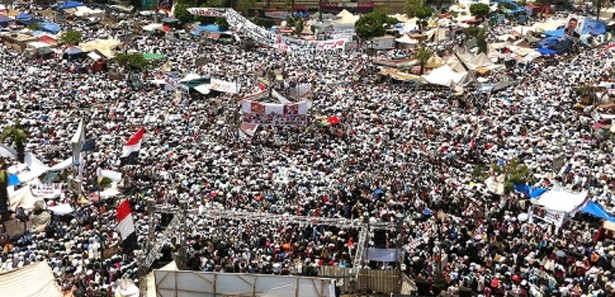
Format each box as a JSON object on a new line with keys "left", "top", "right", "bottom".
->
{"left": 470, "top": 3, "right": 490, "bottom": 19}
{"left": 174, "top": 3, "right": 194, "bottom": 23}
{"left": 405, "top": 0, "right": 424, "bottom": 18}
{"left": 1, "top": 121, "right": 27, "bottom": 163}
{"left": 60, "top": 29, "right": 82, "bottom": 45}
{"left": 114, "top": 53, "right": 149, "bottom": 71}
{"left": 355, "top": 11, "right": 398, "bottom": 39}
{"left": 415, "top": 6, "right": 433, "bottom": 19}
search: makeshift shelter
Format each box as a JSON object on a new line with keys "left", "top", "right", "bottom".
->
{"left": 530, "top": 187, "right": 588, "bottom": 227}
{"left": 142, "top": 52, "right": 166, "bottom": 61}
{"left": 55, "top": 1, "right": 85, "bottom": 10}
{"left": 38, "top": 22, "right": 61, "bottom": 34}
{"left": 79, "top": 38, "right": 120, "bottom": 58}
{"left": 0, "top": 15, "right": 11, "bottom": 24}
{"left": 9, "top": 186, "right": 44, "bottom": 212}
{"left": 580, "top": 200, "right": 615, "bottom": 222}
{"left": 421, "top": 65, "right": 471, "bottom": 87}
{"left": 425, "top": 54, "right": 445, "bottom": 69}
{"left": 63, "top": 46, "right": 84, "bottom": 56}
{"left": 395, "top": 34, "right": 419, "bottom": 46}
{"left": 0, "top": 261, "right": 63, "bottom": 297}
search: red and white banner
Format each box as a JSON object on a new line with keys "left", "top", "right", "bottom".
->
{"left": 241, "top": 99, "right": 309, "bottom": 115}
{"left": 187, "top": 7, "right": 226, "bottom": 17}
{"left": 315, "top": 40, "right": 346, "bottom": 51}
{"left": 210, "top": 78, "right": 240, "bottom": 94}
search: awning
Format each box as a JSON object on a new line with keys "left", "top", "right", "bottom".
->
{"left": 88, "top": 51, "right": 102, "bottom": 61}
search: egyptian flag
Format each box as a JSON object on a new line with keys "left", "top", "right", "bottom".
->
{"left": 120, "top": 127, "right": 145, "bottom": 165}
{"left": 116, "top": 199, "right": 138, "bottom": 254}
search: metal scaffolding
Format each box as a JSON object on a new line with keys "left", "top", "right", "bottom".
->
{"left": 139, "top": 206, "right": 400, "bottom": 295}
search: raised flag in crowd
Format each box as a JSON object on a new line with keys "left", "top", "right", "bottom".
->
{"left": 120, "top": 127, "right": 146, "bottom": 165}
{"left": 115, "top": 199, "right": 138, "bottom": 254}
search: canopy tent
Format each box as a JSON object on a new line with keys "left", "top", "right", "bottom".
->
{"left": 334, "top": 10, "right": 359, "bottom": 25}
{"left": 74, "top": 6, "right": 104, "bottom": 17}
{"left": 395, "top": 34, "right": 419, "bottom": 45}
{"left": 9, "top": 186, "right": 44, "bottom": 212}
{"left": 533, "top": 187, "right": 588, "bottom": 213}
{"left": 579, "top": 18, "right": 607, "bottom": 36}
{"left": 142, "top": 52, "right": 166, "bottom": 60}
{"left": 79, "top": 38, "right": 120, "bottom": 58}
{"left": 190, "top": 24, "right": 229, "bottom": 36}
{"left": 421, "top": 65, "right": 471, "bottom": 87}
{"left": 0, "top": 15, "right": 11, "bottom": 24}
{"left": 425, "top": 54, "right": 445, "bottom": 69}
{"left": 379, "top": 68, "right": 421, "bottom": 82}
{"left": 55, "top": 1, "right": 85, "bottom": 9}
{"left": 580, "top": 200, "right": 615, "bottom": 222}
{"left": 142, "top": 23, "right": 163, "bottom": 32}
{"left": 38, "top": 22, "right": 61, "bottom": 34}
{"left": 16, "top": 13, "right": 32, "bottom": 20}
{"left": 0, "top": 261, "right": 63, "bottom": 297}
{"left": 63, "top": 46, "right": 84, "bottom": 56}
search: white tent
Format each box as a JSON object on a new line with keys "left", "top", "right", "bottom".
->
{"left": 425, "top": 54, "right": 445, "bottom": 69}
{"left": 0, "top": 261, "right": 63, "bottom": 297}
{"left": 533, "top": 187, "right": 588, "bottom": 213}
{"left": 395, "top": 34, "right": 418, "bottom": 45}
{"left": 421, "top": 65, "right": 471, "bottom": 87}
{"left": 9, "top": 186, "right": 44, "bottom": 212}
{"left": 334, "top": 10, "right": 359, "bottom": 25}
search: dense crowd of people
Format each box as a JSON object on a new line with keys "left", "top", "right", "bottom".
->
{"left": 0, "top": 2, "right": 615, "bottom": 297}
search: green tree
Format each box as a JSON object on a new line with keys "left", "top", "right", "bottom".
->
{"left": 491, "top": 159, "right": 532, "bottom": 194}
{"left": 476, "top": 27, "right": 488, "bottom": 54}
{"left": 405, "top": 0, "right": 424, "bottom": 18}
{"left": 27, "top": 23, "right": 41, "bottom": 31}
{"left": 415, "top": 6, "right": 433, "bottom": 19}
{"left": 414, "top": 47, "right": 433, "bottom": 75}
{"left": 114, "top": 53, "right": 149, "bottom": 71}
{"left": 215, "top": 17, "right": 229, "bottom": 30}
{"left": 355, "top": 11, "right": 398, "bottom": 39}
{"left": 294, "top": 18, "right": 304, "bottom": 37}
{"left": 236, "top": 0, "right": 256, "bottom": 15}
{"left": 469, "top": 3, "right": 490, "bottom": 20}
{"left": 60, "top": 29, "right": 82, "bottom": 45}
{"left": 0, "top": 169, "right": 8, "bottom": 223}
{"left": 174, "top": 3, "right": 194, "bottom": 23}
{"left": 1, "top": 121, "right": 27, "bottom": 163}
{"left": 205, "top": 0, "right": 228, "bottom": 7}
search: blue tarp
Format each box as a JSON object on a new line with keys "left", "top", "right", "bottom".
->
{"left": 195, "top": 24, "right": 224, "bottom": 33}
{"left": 0, "top": 15, "right": 11, "bottom": 23}
{"left": 39, "top": 22, "right": 61, "bottom": 34}
{"left": 544, "top": 28, "right": 564, "bottom": 38}
{"left": 513, "top": 184, "right": 548, "bottom": 198}
{"left": 8, "top": 174, "right": 20, "bottom": 186}
{"left": 190, "top": 24, "right": 226, "bottom": 36}
{"left": 16, "top": 13, "right": 32, "bottom": 20}
{"left": 581, "top": 19, "right": 607, "bottom": 36}
{"left": 580, "top": 200, "right": 615, "bottom": 222}
{"left": 55, "top": 1, "right": 85, "bottom": 9}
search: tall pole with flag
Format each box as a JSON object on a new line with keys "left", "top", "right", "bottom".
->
{"left": 70, "top": 118, "right": 86, "bottom": 190}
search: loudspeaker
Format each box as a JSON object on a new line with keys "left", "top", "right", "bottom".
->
{"left": 160, "top": 213, "right": 174, "bottom": 227}
{"left": 374, "top": 230, "right": 386, "bottom": 247}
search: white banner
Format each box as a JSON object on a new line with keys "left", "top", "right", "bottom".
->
{"left": 187, "top": 7, "right": 226, "bottom": 17}
{"left": 210, "top": 78, "right": 240, "bottom": 94}
{"left": 164, "top": 75, "right": 189, "bottom": 93}
{"left": 366, "top": 248, "right": 400, "bottom": 262}
{"left": 189, "top": 8, "right": 345, "bottom": 52}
